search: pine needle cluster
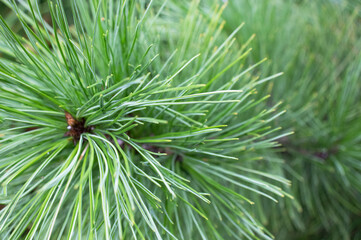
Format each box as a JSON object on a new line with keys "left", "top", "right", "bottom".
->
{"left": 0, "top": 0, "right": 289, "bottom": 239}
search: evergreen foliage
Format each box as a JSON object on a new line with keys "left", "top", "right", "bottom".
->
{"left": 1, "top": 0, "right": 360, "bottom": 239}
{"left": 0, "top": 0, "right": 290, "bottom": 239}
{"left": 217, "top": 0, "right": 361, "bottom": 239}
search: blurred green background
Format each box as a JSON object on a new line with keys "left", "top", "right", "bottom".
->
{"left": 219, "top": 0, "right": 361, "bottom": 239}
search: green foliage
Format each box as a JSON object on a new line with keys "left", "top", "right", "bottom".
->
{"left": 0, "top": 0, "right": 289, "bottom": 239}
{"left": 217, "top": 0, "right": 361, "bottom": 239}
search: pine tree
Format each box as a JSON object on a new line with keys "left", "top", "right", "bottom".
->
{"left": 0, "top": 1, "right": 290, "bottom": 239}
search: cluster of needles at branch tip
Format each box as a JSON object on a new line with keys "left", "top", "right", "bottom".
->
{"left": 0, "top": 0, "right": 296, "bottom": 239}
{"left": 64, "top": 112, "right": 93, "bottom": 143}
